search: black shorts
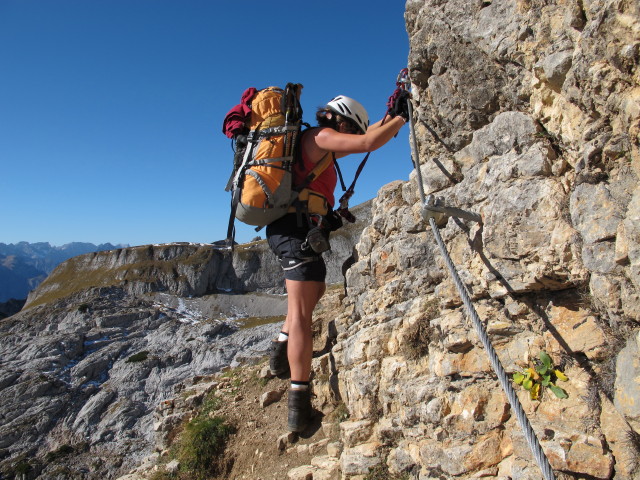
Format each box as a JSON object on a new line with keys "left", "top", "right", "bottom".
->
{"left": 266, "top": 214, "right": 327, "bottom": 282}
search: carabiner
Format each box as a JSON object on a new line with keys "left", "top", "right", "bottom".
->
{"left": 396, "top": 68, "right": 410, "bottom": 89}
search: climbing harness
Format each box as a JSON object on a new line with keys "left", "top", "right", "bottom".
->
{"left": 400, "top": 68, "right": 556, "bottom": 480}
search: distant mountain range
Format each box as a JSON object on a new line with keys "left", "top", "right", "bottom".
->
{"left": 0, "top": 242, "right": 127, "bottom": 302}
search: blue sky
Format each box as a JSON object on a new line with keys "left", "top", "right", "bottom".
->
{"left": 1, "top": 0, "right": 412, "bottom": 247}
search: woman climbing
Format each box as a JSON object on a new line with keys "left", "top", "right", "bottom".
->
{"left": 267, "top": 91, "right": 410, "bottom": 432}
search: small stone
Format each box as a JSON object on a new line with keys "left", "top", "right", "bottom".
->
{"left": 260, "top": 365, "right": 274, "bottom": 379}
{"left": 287, "top": 466, "right": 314, "bottom": 480}
{"left": 327, "top": 441, "right": 343, "bottom": 458}
{"left": 321, "top": 421, "right": 339, "bottom": 438}
{"left": 541, "top": 50, "right": 573, "bottom": 91}
{"left": 277, "top": 432, "right": 296, "bottom": 451}
{"left": 165, "top": 460, "right": 179, "bottom": 473}
{"left": 260, "top": 390, "right": 283, "bottom": 407}
{"left": 309, "top": 438, "right": 330, "bottom": 455}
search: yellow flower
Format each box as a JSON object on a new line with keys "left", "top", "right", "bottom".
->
{"left": 530, "top": 383, "right": 541, "bottom": 400}
{"left": 555, "top": 369, "right": 568, "bottom": 381}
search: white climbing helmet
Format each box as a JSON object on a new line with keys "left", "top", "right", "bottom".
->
{"left": 326, "top": 95, "right": 369, "bottom": 134}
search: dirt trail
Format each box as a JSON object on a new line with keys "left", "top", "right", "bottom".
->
{"left": 149, "top": 284, "right": 346, "bottom": 480}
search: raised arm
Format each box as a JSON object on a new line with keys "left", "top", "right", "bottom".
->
{"left": 313, "top": 115, "right": 406, "bottom": 154}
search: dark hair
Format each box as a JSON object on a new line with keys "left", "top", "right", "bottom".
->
{"left": 316, "top": 107, "right": 337, "bottom": 129}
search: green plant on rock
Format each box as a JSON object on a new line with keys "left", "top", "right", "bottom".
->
{"left": 199, "top": 394, "right": 222, "bottom": 416}
{"left": 148, "top": 471, "right": 177, "bottom": 480}
{"left": 513, "top": 351, "right": 568, "bottom": 400}
{"left": 126, "top": 351, "right": 149, "bottom": 363}
{"left": 176, "top": 414, "right": 235, "bottom": 479}
{"left": 14, "top": 461, "right": 32, "bottom": 475}
{"left": 45, "top": 444, "right": 75, "bottom": 462}
{"left": 252, "top": 368, "right": 270, "bottom": 387}
{"left": 331, "top": 401, "right": 350, "bottom": 423}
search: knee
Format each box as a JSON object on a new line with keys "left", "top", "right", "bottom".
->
{"left": 287, "top": 309, "right": 313, "bottom": 330}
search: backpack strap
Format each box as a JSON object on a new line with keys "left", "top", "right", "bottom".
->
{"left": 294, "top": 151, "right": 335, "bottom": 193}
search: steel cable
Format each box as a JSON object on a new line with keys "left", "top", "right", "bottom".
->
{"left": 427, "top": 216, "right": 556, "bottom": 480}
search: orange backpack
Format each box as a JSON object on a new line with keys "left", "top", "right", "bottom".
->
{"left": 223, "top": 84, "right": 333, "bottom": 244}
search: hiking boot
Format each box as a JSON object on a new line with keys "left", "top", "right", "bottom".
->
{"left": 269, "top": 340, "right": 290, "bottom": 378}
{"left": 288, "top": 389, "right": 312, "bottom": 433}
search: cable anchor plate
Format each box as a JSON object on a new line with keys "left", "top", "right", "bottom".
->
{"left": 422, "top": 194, "right": 483, "bottom": 226}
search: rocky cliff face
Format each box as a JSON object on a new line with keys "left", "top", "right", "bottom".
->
{"left": 24, "top": 200, "right": 371, "bottom": 310}
{"left": 23, "top": 242, "right": 284, "bottom": 309}
{"left": 315, "top": 0, "right": 639, "bottom": 479}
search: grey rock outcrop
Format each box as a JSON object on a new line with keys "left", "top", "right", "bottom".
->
{"left": 0, "top": 287, "right": 285, "bottom": 478}
{"left": 22, "top": 241, "right": 283, "bottom": 308}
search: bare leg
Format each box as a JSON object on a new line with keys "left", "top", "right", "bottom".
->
{"left": 281, "top": 280, "right": 325, "bottom": 334}
{"left": 284, "top": 279, "right": 326, "bottom": 381}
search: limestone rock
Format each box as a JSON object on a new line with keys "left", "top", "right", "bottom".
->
{"left": 615, "top": 330, "right": 640, "bottom": 433}
{"left": 545, "top": 304, "right": 608, "bottom": 360}
{"left": 260, "top": 389, "right": 283, "bottom": 408}
{"left": 340, "top": 442, "right": 382, "bottom": 477}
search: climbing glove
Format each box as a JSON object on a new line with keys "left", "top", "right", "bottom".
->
{"left": 386, "top": 88, "right": 411, "bottom": 122}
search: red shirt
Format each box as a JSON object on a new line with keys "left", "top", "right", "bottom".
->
{"left": 294, "top": 139, "right": 337, "bottom": 208}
